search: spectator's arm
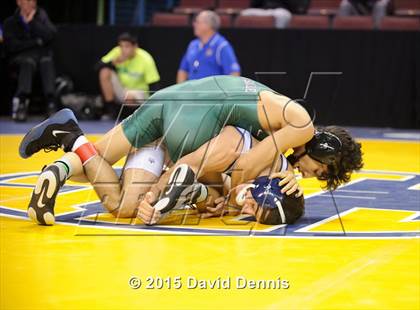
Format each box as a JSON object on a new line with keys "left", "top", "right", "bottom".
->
{"left": 99, "top": 47, "right": 120, "bottom": 67}
{"left": 177, "top": 52, "right": 190, "bottom": 83}
{"left": 143, "top": 53, "right": 160, "bottom": 85}
{"left": 94, "top": 60, "right": 115, "bottom": 72}
{"left": 3, "top": 21, "right": 39, "bottom": 53}
{"left": 219, "top": 43, "right": 241, "bottom": 76}
{"left": 29, "top": 9, "right": 57, "bottom": 44}
{"left": 177, "top": 70, "right": 188, "bottom": 83}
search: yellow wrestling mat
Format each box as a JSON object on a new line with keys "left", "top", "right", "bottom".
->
{"left": 1, "top": 134, "right": 419, "bottom": 309}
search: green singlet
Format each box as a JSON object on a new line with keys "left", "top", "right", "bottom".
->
{"left": 121, "top": 76, "right": 275, "bottom": 162}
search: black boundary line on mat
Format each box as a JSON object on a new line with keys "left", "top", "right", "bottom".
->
{"left": 329, "top": 190, "right": 346, "bottom": 236}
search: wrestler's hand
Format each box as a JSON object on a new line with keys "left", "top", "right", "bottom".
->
{"left": 137, "top": 192, "right": 161, "bottom": 225}
{"left": 270, "top": 170, "right": 303, "bottom": 197}
{"left": 201, "top": 196, "right": 229, "bottom": 219}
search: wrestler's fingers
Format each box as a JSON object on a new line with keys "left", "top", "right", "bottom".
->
{"left": 286, "top": 183, "right": 299, "bottom": 196}
{"left": 138, "top": 201, "right": 155, "bottom": 216}
{"left": 214, "top": 196, "right": 226, "bottom": 205}
{"left": 269, "top": 171, "right": 286, "bottom": 179}
{"left": 206, "top": 201, "right": 225, "bottom": 213}
{"left": 278, "top": 174, "right": 293, "bottom": 187}
{"left": 139, "top": 209, "right": 161, "bottom": 225}
{"left": 149, "top": 212, "right": 161, "bottom": 225}
{"left": 296, "top": 187, "right": 304, "bottom": 198}
{"left": 280, "top": 178, "right": 296, "bottom": 194}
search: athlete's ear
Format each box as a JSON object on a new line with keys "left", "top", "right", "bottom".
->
{"left": 235, "top": 183, "right": 255, "bottom": 206}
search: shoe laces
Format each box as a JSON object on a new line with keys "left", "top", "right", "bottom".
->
{"left": 43, "top": 144, "right": 61, "bottom": 153}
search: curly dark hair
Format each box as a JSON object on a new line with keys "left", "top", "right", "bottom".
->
{"left": 317, "top": 126, "right": 364, "bottom": 190}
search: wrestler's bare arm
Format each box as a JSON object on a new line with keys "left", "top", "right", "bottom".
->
{"left": 231, "top": 91, "right": 314, "bottom": 189}
{"left": 148, "top": 126, "right": 244, "bottom": 200}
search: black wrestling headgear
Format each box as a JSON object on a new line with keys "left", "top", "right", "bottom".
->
{"left": 287, "top": 131, "right": 342, "bottom": 166}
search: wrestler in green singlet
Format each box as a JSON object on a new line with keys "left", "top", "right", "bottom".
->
{"left": 122, "top": 76, "right": 275, "bottom": 161}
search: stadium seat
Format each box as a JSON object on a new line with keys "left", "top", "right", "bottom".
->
{"left": 288, "top": 15, "right": 330, "bottom": 29}
{"left": 394, "top": 0, "right": 420, "bottom": 17}
{"left": 152, "top": 13, "right": 190, "bottom": 27}
{"left": 219, "top": 14, "right": 233, "bottom": 28}
{"left": 308, "top": 0, "right": 341, "bottom": 16}
{"left": 379, "top": 16, "right": 420, "bottom": 30}
{"left": 173, "top": 0, "right": 216, "bottom": 14}
{"left": 216, "top": 0, "right": 251, "bottom": 15}
{"left": 234, "top": 15, "right": 275, "bottom": 28}
{"left": 332, "top": 16, "right": 374, "bottom": 30}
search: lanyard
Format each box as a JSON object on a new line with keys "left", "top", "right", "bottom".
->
{"left": 193, "top": 34, "right": 218, "bottom": 70}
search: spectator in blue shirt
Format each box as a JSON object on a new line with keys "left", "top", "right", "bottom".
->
{"left": 177, "top": 11, "right": 241, "bottom": 83}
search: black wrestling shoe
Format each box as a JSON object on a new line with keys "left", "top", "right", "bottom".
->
{"left": 189, "top": 183, "right": 208, "bottom": 206}
{"left": 27, "top": 165, "right": 65, "bottom": 225}
{"left": 19, "top": 108, "right": 83, "bottom": 159}
{"left": 153, "top": 164, "right": 198, "bottom": 213}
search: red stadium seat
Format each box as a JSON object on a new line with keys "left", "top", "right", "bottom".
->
{"left": 379, "top": 16, "right": 420, "bottom": 30}
{"left": 219, "top": 14, "right": 233, "bottom": 28}
{"left": 216, "top": 0, "right": 251, "bottom": 15}
{"left": 394, "top": 0, "right": 420, "bottom": 17}
{"left": 332, "top": 16, "right": 374, "bottom": 30}
{"left": 308, "top": 0, "right": 341, "bottom": 16}
{"left": 174, "top": 0, "right": 216, "bottom": 14}
{"left": 288, "top": 15, "right": 330, "bottom": 29}
{"left": 234, "top": 15, "right": 275, "bottom": 28}
{"left": 152, "top": 13, "right": 190, "bottom": 27}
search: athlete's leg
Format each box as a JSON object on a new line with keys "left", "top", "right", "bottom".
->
{"left": 46, "top": 125, "right": 133, "bottom": 211}
{"left": 114, "top": 169, "right": 158, "bottom": 218}
{"left": 151, "top": 126, "right": 245, "bottom": 198}
{"left": 143, "top": 126, "right": 248, "bottom": 219}
{"left": 99, "top": 67, "right": 115, "bottom": 102}
{"left": 61, "top": 140, "right": 167, "bottom": 217}
{"left": 25, "top": 123, "right": 132, "bottom": 224}
{"left": 188, "top": 126, "right": 245, "bottom": 176}
{"left": 21, "top": 106, "right": 162, "bottom": 224}
{"left": 112, "top": 144, "right": 166, "bottom": 218}
{"left": 79, "top": 125, "right": 134, "bottom": 215}
{"left": 37, "top": 139, "right": 164, "bottom": 221}
{"left": 44, "top": 125, "right": 139, "bottom": 184}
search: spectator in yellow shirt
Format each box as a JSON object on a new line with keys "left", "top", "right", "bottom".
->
{"left": 97, "top": 33, "right": 160, "bottom": 118}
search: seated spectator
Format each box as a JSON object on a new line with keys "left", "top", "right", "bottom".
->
{"left": 97, "top": 32, "right": 160, "bottom": 119}
{"left": 3, "top": 0, "right": 57, "bottom": 122}
{"left": 240, "top": 0, "right": 309, "bottom": 29}
{"left": 338, "top": 0, "right": 391, "bottom": 27}
{"left": 177, "top": 11, "right": 241, "bottom": 83}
